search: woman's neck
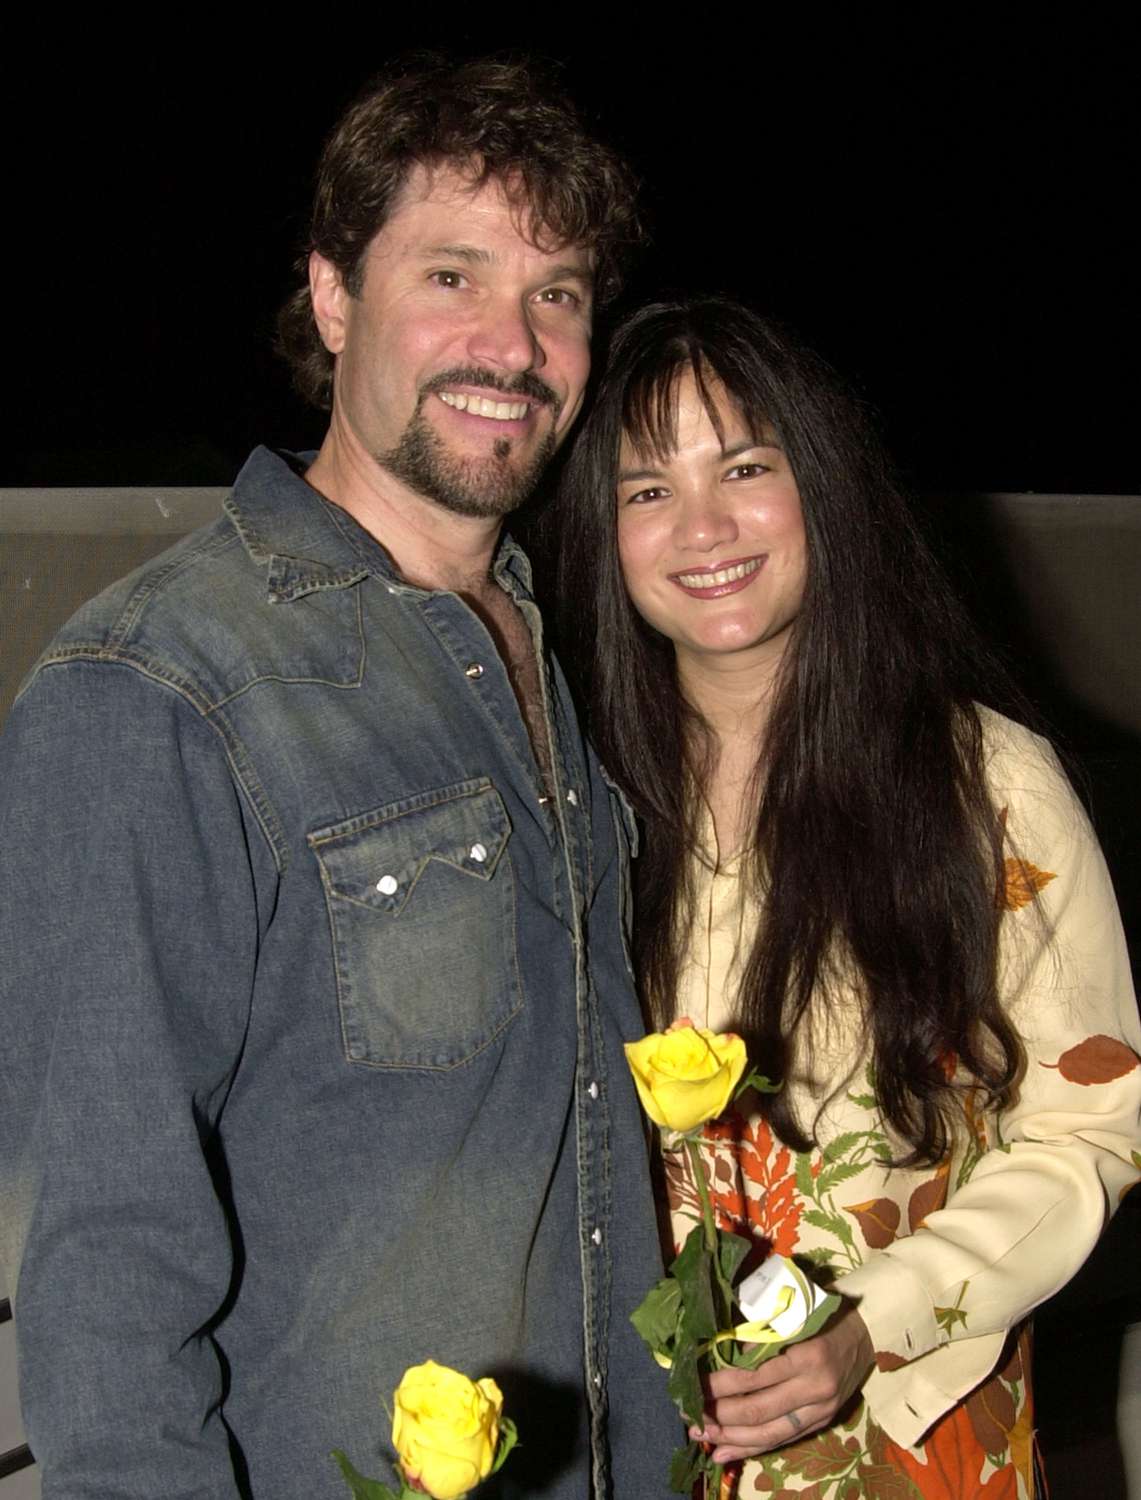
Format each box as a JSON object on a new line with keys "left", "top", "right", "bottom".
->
{"left": 679, "top": 653, "right": 781, "bottom": 863}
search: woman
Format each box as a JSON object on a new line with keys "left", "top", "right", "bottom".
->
{"left": 554, "top": 298, "right": 1141, "bottom": 1497}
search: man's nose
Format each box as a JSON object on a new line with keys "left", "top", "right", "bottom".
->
{"left": 674, "top": 492, "right": 738, "bottom": 551}
{"left": 466, "top": 296, "right": 543, "bottom": 374}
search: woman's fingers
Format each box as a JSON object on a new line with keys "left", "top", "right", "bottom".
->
{"left": 689, "top": 1306, "right": 874, "bottom": 1460}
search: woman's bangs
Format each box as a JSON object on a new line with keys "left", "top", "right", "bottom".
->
{"left": 619, "top": 351, "right": 749, "bottom": 460}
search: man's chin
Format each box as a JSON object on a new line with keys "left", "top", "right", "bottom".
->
{"left": 378, "top": 422, "right": 555, "bottom": 520}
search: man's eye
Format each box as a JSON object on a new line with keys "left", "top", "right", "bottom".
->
{"left": 537, "top": 287, "right": 579, "bottom": 307}
{"left": 429, "top": 270, "right": 466, "bottom": 289}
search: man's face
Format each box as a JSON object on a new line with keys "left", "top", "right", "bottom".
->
{"left": 313, "top": 163, "right": 595, "bottom": 519}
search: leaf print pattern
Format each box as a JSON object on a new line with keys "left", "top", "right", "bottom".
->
{"left": 845, "top": 1198, "right": 900, "bottom": 1250}
{"left": 907, "top": 1163, "right": 950, "bottom": 1231}
{"left": 995, "top": 807, "right": 1056, "bottom": 911}
{"left": 878, "top": 1405, "right": 1019, "bottom": 1499}
{"left": 1039, "top": 1034, "right": 1141, "bottom": 1085}
{"left": 1000, "top": 858, "right": 1056, "bottom": 911}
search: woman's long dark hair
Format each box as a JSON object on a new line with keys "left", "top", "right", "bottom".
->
{"left": 555, "top": 297, "right": 1024, "bottom": 1166}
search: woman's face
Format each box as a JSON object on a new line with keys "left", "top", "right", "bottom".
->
{"left": 616, "top": 368, "right": 807, "bottom": 680}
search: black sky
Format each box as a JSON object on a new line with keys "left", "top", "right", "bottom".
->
{"left": 8, "top": 22, "right": 1138, "bottom": 493}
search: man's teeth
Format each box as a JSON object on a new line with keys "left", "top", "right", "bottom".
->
{"left": 438, "top": 391, "right": 529, "bottom": 421}
{"left": 676, "top": 559, "right": 762, "bottom": 588}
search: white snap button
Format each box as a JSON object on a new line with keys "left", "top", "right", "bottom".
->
{"left": 465, "top": 662, "right": 484, "bottom": 679}
{"left": 588, "top": 1081, "right": 599, "bottom": 1100}
{"left": 591, "top": 1227, "right": 603, "bottom": 1246}
{"left": 470, "top": 843, "right": 487, "bottom": 863}
{"left": 566, "top": 788, "right": 578, "bottom": 806}
{"left": 592, "top": 1372, "right": 603, "bottom": 1388}
{"left": 376, "top": 875, "right": 398, "bottom": 895}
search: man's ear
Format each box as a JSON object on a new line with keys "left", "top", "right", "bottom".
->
{"left": 309, "top": 251, "right": 348, "bottom": 355}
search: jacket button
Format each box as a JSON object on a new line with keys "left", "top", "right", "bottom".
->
{"left": 376, "top": 875, "right": 398, "bottom": 895}
{"left": 465, "top": 662, "right": 484, "bottom": 679}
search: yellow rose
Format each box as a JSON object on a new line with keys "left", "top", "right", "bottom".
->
{"left": 392, "top": 1361, "right": 502, "bottom": 1499}
{"left": 624, "top": 1020, "right": 747, "bottom": 1133}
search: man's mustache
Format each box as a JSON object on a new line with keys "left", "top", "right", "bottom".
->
{"left": 420, "top": 367, "right": 559, "bottom": 411}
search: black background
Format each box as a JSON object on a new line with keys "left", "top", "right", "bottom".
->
{"left": 7, "top": 19, "right": 1138, "bottom": 493}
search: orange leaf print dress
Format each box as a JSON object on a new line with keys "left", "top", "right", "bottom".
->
{"left": 663, "top": 709, "right": 1141, "bottom": 1499}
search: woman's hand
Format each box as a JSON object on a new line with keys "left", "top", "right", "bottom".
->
{"left": 691, "top": 1305, "right": 875, "bottom": 1463}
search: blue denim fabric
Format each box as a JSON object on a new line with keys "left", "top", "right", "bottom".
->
{"left": 0, "top": 447, "right": 677, "bottom": 1498}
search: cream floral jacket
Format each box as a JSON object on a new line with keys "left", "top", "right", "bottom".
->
{"left": 667, "top": 708, "right": 1141, "bottom": 1497}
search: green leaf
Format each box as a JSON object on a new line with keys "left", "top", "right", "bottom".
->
{"left": 669, "top": 1439, "right": 711, "bottom": 1494}
{"left": 796, "top": 1246, "right": 840, "bottom": 1270}
{"left": 738, "top": 1067, "right": 781, "bottom": 1097}
{"left": 822, "top": 1131, "right": 864, "bottom": 1163}
{"left": 717, "top": 1229, "right": 752, "bottom": 1286}
{"left": 847, "top": 1091, "right": 877, "bottom": 1109}
{"left": 934, "top": 1304, "right": 969, "bottom": 1334}
{"left": 330, "top": 1451, "right": 399, "bottom": 1500}
{"left": 630, "top": 1275, "right": 683, "bottom": 1354}
{"left": 489, "top": 1417, "right": 519, "bottom": 1476}
{"left": 802, "top": 1207, "right": 845, "bottom": 1237}
{"left": 795, "top": 1152, "right": 817, "bottom": 1196}
{"left": 833, "top": 1215, "right": 856, "bottom": 1248}
{"left": 666, "top": 1329, "right": 704, "bottom": 1427}
{"left": 671, "top": 1228, "right": 717, "bottom": 1343}
{"left": 814, "top": 1160, "right": 866, "bottom": 1193}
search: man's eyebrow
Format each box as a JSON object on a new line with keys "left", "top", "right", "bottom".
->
{"left": 422, "top": 243, "right": 495, "bottom": 265}
{"left": 420, "top": 245, "right": 595, "bottom": 288}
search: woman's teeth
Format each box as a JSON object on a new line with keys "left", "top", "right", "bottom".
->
{"left": 675, "top": 558, "right": 762, "bottom": 588}
{"left": 438, "top": 391, "right": 529, "bottom": 421}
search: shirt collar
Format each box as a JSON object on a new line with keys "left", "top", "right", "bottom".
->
{"left": 226, "top": 445, "right": 534, "bottom": 604}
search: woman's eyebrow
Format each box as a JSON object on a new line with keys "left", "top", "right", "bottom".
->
{"left": 722, "top": 438, "right": 783, "bottom": 458}
{"left": 617, "top": 464, "right": 666, "bottom": 484}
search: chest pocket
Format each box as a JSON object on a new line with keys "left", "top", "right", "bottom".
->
{"left": 308, "top": 779, "right": 523, "bottom": 1069}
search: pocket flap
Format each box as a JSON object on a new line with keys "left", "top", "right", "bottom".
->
{"left": 309, "top": 780, "right": 511, "bottom": 916}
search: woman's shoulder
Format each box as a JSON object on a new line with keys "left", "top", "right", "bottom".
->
{"left": 973, "top": 704, "right": 1076, "bottom": 811}
{"left": 972, "top": 704, "right": 1098, "bottom": 888}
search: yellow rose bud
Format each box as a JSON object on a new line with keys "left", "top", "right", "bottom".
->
{"left": 392, "top": 1360, "right": 502, "bottom": 1500}
{"left": 624, "top": 1021, "right": 748, "bottom": 1132}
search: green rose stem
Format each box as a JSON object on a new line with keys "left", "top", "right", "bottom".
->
{"left": 685, "top": 1136, "right": 732, "bottom": 1372}
{"left": 685, "top": 1135, "right": 729, "bottom": 1500}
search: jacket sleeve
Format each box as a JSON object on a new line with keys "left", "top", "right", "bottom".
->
{"left": 0, "top": 658, "right": 267, "bottom": 1497}
{"left": 837, "top": 723, "right": 1141, "bottom": 1448}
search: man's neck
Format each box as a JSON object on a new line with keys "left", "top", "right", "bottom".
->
{"left": 305, "top": 423, "right": 503, "bottom": 596}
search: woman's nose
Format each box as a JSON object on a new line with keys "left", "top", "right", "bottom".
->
{"left": 673, "top": 491, "right": 738, "bottom": 551}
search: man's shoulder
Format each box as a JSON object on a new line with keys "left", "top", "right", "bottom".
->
{"left": 27, "top": 508, "right": 258, "bottom": 706}
{"left": 19, "top": 447, "right": 366, "bottom": 715}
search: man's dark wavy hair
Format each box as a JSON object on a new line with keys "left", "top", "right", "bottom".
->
{"left": 277, "top": 55, "right": 644, "bottom": 410}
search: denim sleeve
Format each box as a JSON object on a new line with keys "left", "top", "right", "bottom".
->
{"left": 0, "top": 660, "right": 264, "bottom": 1497}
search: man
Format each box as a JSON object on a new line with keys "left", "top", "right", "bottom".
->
{"left": 0, "top": 59, "right": 677, "bottom": 1497}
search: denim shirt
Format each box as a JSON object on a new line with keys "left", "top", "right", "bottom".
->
{"left": 0, "top": 447, "right": 677, "bottom": 1498}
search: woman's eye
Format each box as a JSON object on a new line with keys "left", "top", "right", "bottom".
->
{"left": 623, "top": 486, "right": 669, "bottom": 505}
{"left": 726, "top": 462, "right": 768, "bottom": 480}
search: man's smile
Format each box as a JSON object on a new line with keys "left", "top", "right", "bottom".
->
{"left": 436, "top": 390, "right": 532, "bottom": 421}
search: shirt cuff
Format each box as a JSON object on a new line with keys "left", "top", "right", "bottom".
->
{"left": 836, "top": 1254, "right": 940, "bottom": 1367}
